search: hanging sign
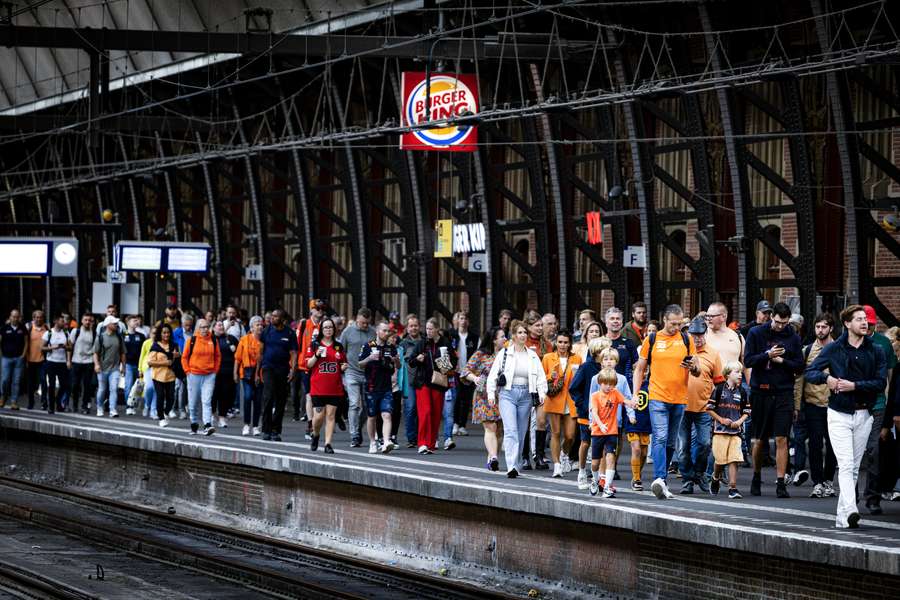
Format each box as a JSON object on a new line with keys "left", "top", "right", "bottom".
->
{"left": 400, "top": 72, "right": 479, "bottom": 152}
{"left": 435, "top": 219, "right": 453, "bottom": 257}
{"left": 452, "top": 223, "right": 486, "bottom": 254}
{"left": 586, "top": 211, "right": 603, "bottom": 245}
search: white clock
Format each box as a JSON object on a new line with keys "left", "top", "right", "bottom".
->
{"left": 54, "top": 242, "right": 77, "bottom": 265}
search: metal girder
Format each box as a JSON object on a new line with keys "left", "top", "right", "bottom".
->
{"left": 192, "top": 134, "right": 226, "bottom": 310}
{"left": 154, "top": 131, "right": 185, "bottom": 310}
{"left": 115, "top": 133, "right": 147, "bottom": 317}
{"left": 0, "top": 115, "right": 210, "bottom": 133}
{"left": 471, "top": 147, "right": 496, "bottom": 329}
{"left": 699, "top": 5, "right": 752, "bottom": 324}
{"left": 329, "top": 84, "right": 368, "bottom": 311}
{"left": 609, "top": 29, "right": 656, "bottom": 315}
{"left": 0, "top": 26, "right": 593, "bottom": 60}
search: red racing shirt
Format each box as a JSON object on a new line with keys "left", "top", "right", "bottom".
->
{"left": 306, "top": 340, "right": 347, "bottom": 397}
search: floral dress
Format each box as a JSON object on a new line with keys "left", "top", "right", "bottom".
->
{"left": 467, "top": 350, "right": 499, "bottom": 423}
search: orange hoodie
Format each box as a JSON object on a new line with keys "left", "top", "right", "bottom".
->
{"left": 182, "top": 332, "right": 221, "bottom": 375}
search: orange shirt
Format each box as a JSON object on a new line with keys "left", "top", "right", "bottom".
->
{"left": 297, "top": 319, "right": 320, "bottom": 370}
{"left": 686, "top": 346, "right": 725, "bottom": 413}
{"left": 526, "top": 336, "right": 552, "bottom": 358}
{"left": 639, "top": 330, "right": 696, "bottom": 404}
{"left": 589, "top": 387, "right": 626, "bottom": 437}
{"left": 27, "top": 324, "right": 47, "bottom": 363}
{"left": 181, "top": 333, "right": 221, "bottom": 375}
{"left": 541, "top": 352, "right": 583, "bottom": 414}
{"left": 234, "top": 334, "right": 261, "bottom": 378}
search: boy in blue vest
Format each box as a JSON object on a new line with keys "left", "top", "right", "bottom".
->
{"left": 708, "top": 361, "right": 751, "bottom": 499}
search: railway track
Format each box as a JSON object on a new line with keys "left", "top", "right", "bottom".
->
{"left": 0, "top": 476, "right": 519, "bottom": 600}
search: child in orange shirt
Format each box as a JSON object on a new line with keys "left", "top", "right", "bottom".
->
{"left": 589, "top": 368, "right": 635, "bottom": 498}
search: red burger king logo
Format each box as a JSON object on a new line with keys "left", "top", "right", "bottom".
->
{"left": 400, "top": 72, "right": 479, "bottom": 152}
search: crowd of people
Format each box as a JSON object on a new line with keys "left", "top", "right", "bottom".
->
{"left": 1, "top": 297, "right": 898, "bottom": 528}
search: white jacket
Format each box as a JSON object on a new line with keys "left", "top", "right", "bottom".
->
{"left": 486, "top": 346, "right": 548, "bottom": 400}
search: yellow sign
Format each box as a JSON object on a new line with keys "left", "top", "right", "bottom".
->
{"left": 435, "top": 219, "right": 453, "bottom": 257}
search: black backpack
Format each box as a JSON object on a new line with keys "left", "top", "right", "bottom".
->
{"left": 645, "top": 331, "right": 691, "bottom": 366}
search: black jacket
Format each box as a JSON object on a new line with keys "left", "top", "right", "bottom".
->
{"left": 806, "top": 332, "right": 888, "bottom": 414}
{"left": 448, "top": 330, "right": 479, "bottom": 385}
{"left": 744, "top": 322, "right": 803, "bottom": 393}
{"left": 406, "top": 336, "right": 456, "bottom": 391}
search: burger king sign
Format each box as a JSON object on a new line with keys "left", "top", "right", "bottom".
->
{"left": 400, "top": 72, "right": 479, "bottom": 152}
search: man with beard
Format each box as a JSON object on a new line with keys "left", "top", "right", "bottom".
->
{"left": 623, "top": 301, "right": 649, "bottom": 346}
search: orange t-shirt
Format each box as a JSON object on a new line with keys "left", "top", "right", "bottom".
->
{"left": 639, "top": 331, "right": 696, "bottom": 404}
{"left": 28, "top": 324, "right": 47, "bottom": 363}
{"left": 589, "top": 387, "right": 626, "bottom": 437}
{"left": 686, "top": 346, "right": 725, "bottom": 412}
{"left": 297, "top": 319, "right": 320, "bottom": 370}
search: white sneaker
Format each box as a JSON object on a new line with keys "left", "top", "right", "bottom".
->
{"left": 577, "top": 470, "right": 589, "bottom": 490}
{"left": 809, "top": 483, "right": 825, "bottom": 498}
{"left": 602, "top": 487, "right": 616, "bottom": 498}
{"left": 179, "top": 410, "right": 187, "bottom": 420}
{"left": 823, "top": 480, "right": 837, "bottom": 497}
{"left": 96, "top": 409, "right": 104, "bottom": 417}
{"left": 552, "top": 463, "right": 563, "bottom": 478}
{"left": 646, "top": 456, "right": 654, "bottom": 464}
{"left": 382, "top": 441, "right": 395, "bottom": 454}
{"left": 443, "top": 437, "right": 456, "bottom": 450}
{"left": 369, "top": 441, "right": 379, "bottom": 454}
{"left": 159, "top": 419, "right": 168, "bottom": 427}
{"left": 242, "top": 425, "right": 251, "bottom": 436}
{"left": 651, "top": 477, "right": 675, "bottom": 499}
{"left": 457, "top": 427, "right": 468, "bottom": 436}
{"left": 418, "top": 445, "right": 429, "bottom": 454}
{"left": 125, "top": 408, "right": 135, "bottom": 416}
{"left": 452, "top": 424, "right": 459, "bottom": 436}
{"left": 252, "top": 427, "right": 261, "bottom": 437}
{"left": 218, "top": 417, "right": 227, "bottom": 428}
{"left": 168, "top": 410, "right": 177, "bottom": 419}
{"left": 589, "top": 480, "right": 599, "bottom": 496}
{"left": 109, "top": 410, "right": 118, "bottom": 418}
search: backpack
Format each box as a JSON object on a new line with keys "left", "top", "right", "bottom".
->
{"left": 646, "top": 330, "right": 691, "bottom": 367}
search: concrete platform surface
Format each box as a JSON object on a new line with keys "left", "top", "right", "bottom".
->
{"left": 1, "top": 409, "right": 899, "bottom": 577}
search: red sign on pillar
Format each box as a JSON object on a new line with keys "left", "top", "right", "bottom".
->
{"left": 400, "top": 72, "right": 479, "bottom": 152}
{"left": 586, "top": 211, "right": 603, "bottom": 244}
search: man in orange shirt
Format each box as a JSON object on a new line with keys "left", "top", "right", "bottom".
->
{"left": 295, "top": 299, "right": 325, "bottom": 433}
{"left": 679, "top": 318, "right": 724, "bottom": 494}
{"left": 182, "top": 319, "right": 221, "bottom": 436}
{"left": 632, "top": 304, "right": 696, "bottom": 499}
{"left": 25, "top": 310, "right": 48, "bottom": 410}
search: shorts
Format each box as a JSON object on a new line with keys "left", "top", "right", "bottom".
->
{"left": 626, "top": 432, "right": 650, "bottom": 445}
{"left": 750, "top": 391, "right": 792, "bottom": 440}
{"left": 579, "top": 424, "right": 591, "bottom": 442}
{"left": 591, "top": 435, "right": 618, "bottom": 460}
{"left": 712, "top": 434, "right": 744, "bottom": 465}
{"left": 365, "top": 390, "right": 393, "bottom": 418}
{"left": 312, "top": 395, "right": 342, "bottom": 408}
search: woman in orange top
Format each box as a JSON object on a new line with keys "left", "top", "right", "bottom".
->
{"left": 234, "top": 316, "right": 264, "bottom": 436}
{"left": 542, "top": 330, "right": 583, "bottom": 478}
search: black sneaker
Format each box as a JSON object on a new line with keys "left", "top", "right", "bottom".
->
{"left": 489, "top": 457, "right": 499, "bottom": 472}
{"left": 350, "top": 439, "right": 362, "bottom": 448}
{"left": 507, "top": 468, "right": 519, "bottom": 479}
{"left": 710, "top": 478, "right": 721, "bottom": 496}
{"left": 310, "top": 435, "right": 320, "bottom": 452}
{"left": 190, "top": 422, "right": 200, "bottom": 434}
{"left": 729, "top": 488, "right": 743, "bottom": 499}
{"left": 680, "top": 481, "right": 694, "bottom": 495}
{"left": 613, "top": 470, "right": 621, "bottom": 481}
{"left": 750, "top": 473, "right": 762, "bottom": 496}
{"left": 847, "top": 512, "right": 861, "bottom": 528}
{"left": 522, "top": 462, "right": 533, "bottom": 471}
{"left": 324, "top": 444, "right": 334, "bottom": 454}
{"left": 534, "top": 455, "right": 549, "bottom": 470}
{"left": 776, "top": 481, "right": 789, "bottom": 498}
{"left": 272, "top": 433, "right": 282, "bottom": 442}
{"left": 866, "top": 499, "right": 883, "bottom": 515}
{"left": 262, "top": 433, "right": 272, "bottom": 441}
{"left": 406, "top": 441, "right": 417, "bottom": 449}
{"left": 336, "top": 416, "right": 347, "bottom": 431}
{"left": 792, "top": 469, "right": 810, "bottom": 486}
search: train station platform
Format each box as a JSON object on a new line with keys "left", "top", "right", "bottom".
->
{"left": 1, "top": 410, "right": 899, "bottom": 599}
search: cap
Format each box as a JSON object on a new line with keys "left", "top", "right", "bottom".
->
{"left": 166, "top": 303, "right": 178, "bottom": 309}
{"left": 687, "top": 318, "right": 707, "bottom": 335}
{"left": 389, "top": 311, "right": 400, "bottom": 320}
{"left": 790, "top": 313, "right": 804, "bottom": 326}
{"left": 101, "top": 316, "right": 120, "bottom": 327}
{"left": 863, "top": 305, "right": 877, "bottom": 326}
{"left": 756, "top": 300, "right": 773, "bottom": 313}
{"left": 308, "top": 299, "right": 325, "bottom": 311}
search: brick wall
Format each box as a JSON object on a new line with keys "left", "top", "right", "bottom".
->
{"left": 779, "top": 212, "right": 799, "bottom": 301}
{"left": 873, "top": 210, "right": 900, "bottom": 323}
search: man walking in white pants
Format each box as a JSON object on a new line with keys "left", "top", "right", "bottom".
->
{"left": 805, "top": 305, "right": 888, "bottom": 528}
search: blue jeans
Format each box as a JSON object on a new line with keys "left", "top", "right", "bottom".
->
{"left": 499, "top": 385, "right": 532, "bottom": 473}
{"left": 403, "top": 379, "right": 417, "bottom": 445}
{"left": 96, "top": 369, "right": 121, "bottom": 414}
{"left": 0, "top": 356, "right": 24, "bottom": 402}
{"left": 187, "top": 373, "right": 216, "bottom": 425}
{"left": 791, "top": 407, "right": 808, "bottom": 472}
{"left": 124, "top": 364, "right": 140, "bottom": 406}
{"left": 442, "top": 386, "right": 457, "bottom": 439}
{"left": 678, "top": 411, "right": 712, "bottom": 484}
{"left": 142, "top": 368, "right": 157, "bottom": 416}
{"left": 649, "top": 400, "right": 685, "bottom": 481}
{"left": 242, "top": 379, "right": 261, "bottom": 427}
{"left": 174, "top": 377, "right": 186, "bottom": 413}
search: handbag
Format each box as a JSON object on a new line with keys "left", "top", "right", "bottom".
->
{"left": 430, "top": 371, "right": 449, "bottom": 387}
{"left": 429, "top": 345, "right": 450, "bottom": 388}
{"left": 546, "top": 359, "right": 569, "bottom": 397}
{"left": 496, "top": 348, "right": 509, "bottom": 388}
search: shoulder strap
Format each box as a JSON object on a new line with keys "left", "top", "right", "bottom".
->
{"left": 803, "top": 343, "right": 812, "bottom": 362}
{"left": 646, "top": 332, "right": 658, "bottom": 366}
{"left": 681, "top": 331, "right": 690, "bottom": 351}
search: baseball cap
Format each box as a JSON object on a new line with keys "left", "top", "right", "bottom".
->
{"left": 100, "top": 316, "right": 120, "bottom": 328}
{"left": 687, "top": 318, "right": 707, "bottom": 335}
{"left": 309, "top": 299, "right": 325, "bottom": 311}
{"left": 863, "top": 305, "right": 877, "bottom": 326}
{"left": 389, "top": 311, "right": 400, "bottom": 320}
{"left": 790, "top": 313, "right": 804, "bottom": 326}
{"left": 756, "top": 300, "right": 773, "bottom": 313}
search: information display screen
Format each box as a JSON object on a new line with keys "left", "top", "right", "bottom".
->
{"left": 118, "top": 246, "right": 163, "bottom": 271}
{"left": 0, "top": 242, "right": 50, "bottom": 275}
{"left": 167, "top": 247, "right": 209, "bottom": 272}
